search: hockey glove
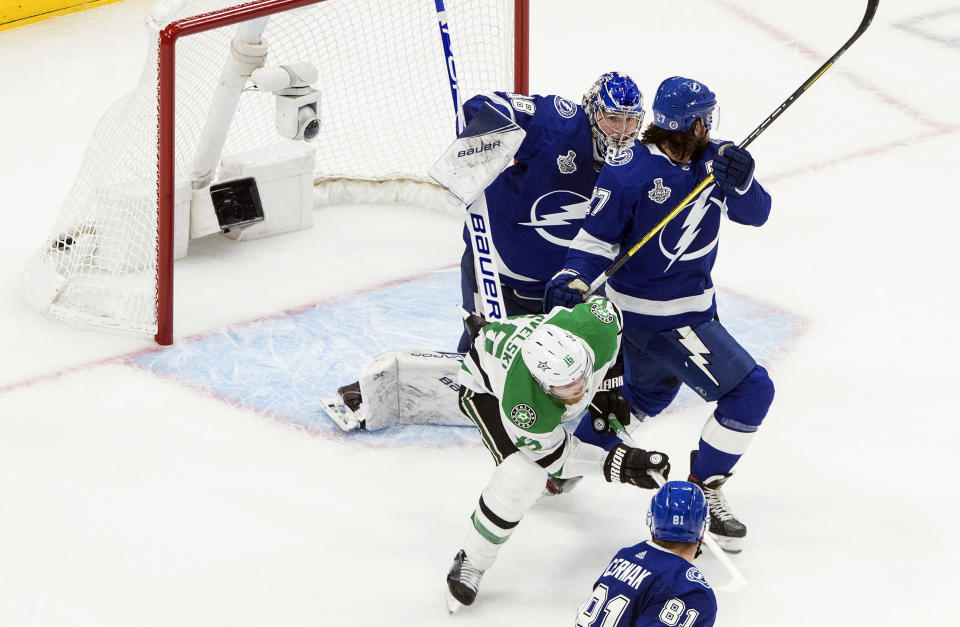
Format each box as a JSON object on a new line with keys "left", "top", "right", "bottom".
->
{"left": 462, "top": 310, "right": 487, "bottom": 344}
{"left": 603, "top": 444, "right": 670, "bottom": 489}
{"left": 712, "top": 143, "right": 755, "bottom": 194}
{"left": 589, "top": 390, "right": 631, "bottom": 435}
{"left": 543, "top": 269, "right": 589, "bottom": 311}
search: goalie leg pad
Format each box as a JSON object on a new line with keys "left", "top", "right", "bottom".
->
{"left": 323, "top": 350, "right": 471, "bottom": 431}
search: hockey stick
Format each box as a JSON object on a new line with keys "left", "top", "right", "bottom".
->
{"left": 587, "top": 0, "right": 879, "bottom": 295}
{"left": 434, "top": 0, "right": 465, "bottom": 134}
{"left": 609, "top": 417, "right": 747, "bottom": 593}
{"left": 434, "top": 0, "right": 508, "bottom": 321}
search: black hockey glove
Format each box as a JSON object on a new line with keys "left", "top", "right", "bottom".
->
{"left": 463, "top": 311, "right": 487, "bottom": 344}
{"left": 603, "top": 444, "right": 670, "bottom": 489}
{"left": 712, "top": 143, "right": 755, "bottom": 194}
{"left": 589, "top": 390, "right": 631, "bottom": 435}
{"left": 543, "top": 269, "right": 589, "bottom": 311}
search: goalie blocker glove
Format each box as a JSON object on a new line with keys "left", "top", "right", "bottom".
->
{"left": 543, "top": 269, "right": 589, "bottom": 311}
{"left": 712, "top": 143, "right": 755, "bottom": 195}
{"left": 603, "top": 444, "right": 670, "bottom": 489}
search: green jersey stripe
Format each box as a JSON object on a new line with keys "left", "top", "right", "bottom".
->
{"left": 470, "top": 511, "right": 509, "bottom": 545}
{"left": 467, "top": 345, "right": 494, "bottom": 392}
{"left": 459, "top": 389, "right": 504, "bottom": 465}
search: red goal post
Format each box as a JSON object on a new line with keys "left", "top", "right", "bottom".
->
{"left": 21, "top": 0, "right": 529, "bottom": 345}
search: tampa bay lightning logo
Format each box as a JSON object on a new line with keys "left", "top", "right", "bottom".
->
{"left": 518, "top": 190, "right": 592, "bottom": 247}
{"left": 686, "top": 567, "right": 711, "bottom": 589}
{"left": 554, "top": 96, "right": 577, "bottom": 118}
{"left": 605, "top": 146, "right": 634, "bottom": 166}
{"left": 658, "top": 183, "right": 724, "bottom": 271}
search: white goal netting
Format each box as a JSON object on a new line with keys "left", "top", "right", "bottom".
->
{"left": 21, "top": 0, "right": 518, "bottom": 340}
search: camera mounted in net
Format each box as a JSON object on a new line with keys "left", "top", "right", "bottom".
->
{"left": 250, "top": 62, "right": 321, "bottom": 141}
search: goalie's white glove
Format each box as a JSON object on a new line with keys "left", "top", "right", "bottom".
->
{"left": 427, "top": 103, "right": 526, "bottom": 205}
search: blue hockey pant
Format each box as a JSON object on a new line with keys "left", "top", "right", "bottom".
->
{"left": 620, "top": 319, "right": 775, "bottom": 478}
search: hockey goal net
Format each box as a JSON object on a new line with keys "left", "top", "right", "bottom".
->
{"left": 20, "top": 0, "right": 527, "bottom": 344}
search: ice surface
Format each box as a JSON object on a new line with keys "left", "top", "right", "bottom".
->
{"left": 1, "top": 1, "right": 958, "bottom": 625}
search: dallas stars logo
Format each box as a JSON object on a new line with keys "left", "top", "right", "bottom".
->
{"left": 537, "top": 360, "right": 550, "bottom": 371}
{"left": 510, "top": 403, "right": 537, "bottom": 428}
{"left": 590, "top": 301, "right": 615, "bottom": 324}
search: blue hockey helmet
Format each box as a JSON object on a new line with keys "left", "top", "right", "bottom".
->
{"left": 582, "top": 71, "right": 644, "bottom": 160}
{"left": 651, "top": 76, "right": 717, "bottom": 133}
{"left": 647, "top": 480, "right": 709, "bottom": 543}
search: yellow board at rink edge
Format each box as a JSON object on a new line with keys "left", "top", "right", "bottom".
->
{"left": 0, "top": 0, "right": 126, "bottom": 32}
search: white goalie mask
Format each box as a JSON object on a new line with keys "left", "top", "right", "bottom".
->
{"left": 521, "top": 324, "right": 591, "bottom": 400}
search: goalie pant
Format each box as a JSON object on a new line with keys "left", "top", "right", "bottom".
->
{"left": 455, "top": 297, "right": 623, "bottom": 572}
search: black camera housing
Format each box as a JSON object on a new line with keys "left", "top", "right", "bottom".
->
{"left": 210, "top": 177, "right": 265, "bottom": 233}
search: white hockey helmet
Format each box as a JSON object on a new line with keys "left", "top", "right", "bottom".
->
{"left": 521, "top": 324, "right": 590, "bottom": 397}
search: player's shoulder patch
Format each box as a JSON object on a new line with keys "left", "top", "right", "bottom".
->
{"left": 589, "top": 299, "right": 617, "bottom": 324}
{"left": 553, "top": 95, "right": 578, "bottom": 118}
{"left": 605, "top": 145, "right": 634, "bottom": 166}
{"left": 509, "top": 403, "right": 537, "bottom": 428}
{"left": 648, "top": 177, "right": 671, "bottom": 204}
{"left": 685, "top": 566, "right": 711, "bottom": 589}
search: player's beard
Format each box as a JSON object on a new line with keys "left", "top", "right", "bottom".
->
{"left": 689, "top": 133, "right": 711, "bottom": 162}
{"left": 560, "top": 392, "right": 585, "bottom": 405}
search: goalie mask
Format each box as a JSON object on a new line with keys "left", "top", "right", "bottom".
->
{"left": 521, "top": 324, "right": 591, "bottom": 403}
{"left": 651, "top": 76, "right": 718, "bottom": 133}
{"left": 647, "top": 481, "right": 709, "bottom": 543}
{"left": 583, "top": 71, "right": 644, "bottom": 162}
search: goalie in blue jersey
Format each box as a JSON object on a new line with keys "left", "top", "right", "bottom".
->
{"left": 576, "top": 481, "right": 717, "bottom": 627}
{"left": 324, "top": 73, "right": 646, "bottom": 451}
{"left": 545, "top": 76, "right": 776, "bottom": 553}
{"left": 450, "top": 71, "right": 644, "bottom": 352}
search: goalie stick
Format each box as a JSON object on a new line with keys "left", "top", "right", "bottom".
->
{"left": 434, "top": 0, "right": 508, "bottom": 321}
{"left": 587, "top": 0, "right": 880, "bottom": 295}
{"left": 609, "top": 417, "right": 748, "bottom": 593}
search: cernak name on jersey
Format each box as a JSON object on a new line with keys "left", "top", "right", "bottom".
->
{"left": 602, "top": 557, "right": 653, "bottom": 590}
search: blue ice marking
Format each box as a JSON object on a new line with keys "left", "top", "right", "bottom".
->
{"left": 131, "top": 270, "right": 803, "bottom": 447}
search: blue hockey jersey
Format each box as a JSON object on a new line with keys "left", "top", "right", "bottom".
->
{"left": 562, "top": 140, "right": 771, "bottom": 331}
{"left": 576, "top": 540, "right": 717, "bottom": 627}
{"left": 461, "top": 91, "right": 601, "bottom": 295}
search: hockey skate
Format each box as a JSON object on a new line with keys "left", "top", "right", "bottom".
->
{"left": 445, "top": 550, "right": 485, "bottom": 613}
{"left": 690, "top": 452, "right": 747, "bottom": 554}
{"left": 543, "top": 476, "right": 582, "bottom": 496}
{"left": 319, "top": 381, "right": 365, "bottom": 431}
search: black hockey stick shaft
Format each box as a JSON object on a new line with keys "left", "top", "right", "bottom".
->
{"left": 587, "top": 0, "right": 879, "bottom": 294}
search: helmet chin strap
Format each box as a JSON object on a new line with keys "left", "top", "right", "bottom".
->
{"left": 590, "top": 131, "right": 605, "bottom": 163}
